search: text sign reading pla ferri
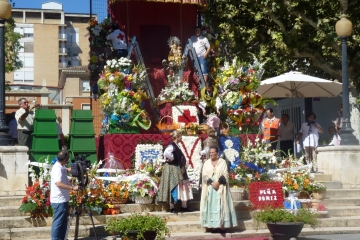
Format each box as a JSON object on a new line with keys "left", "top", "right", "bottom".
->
{"left": 247, "top": 182, "right": 284, "bottom": 209}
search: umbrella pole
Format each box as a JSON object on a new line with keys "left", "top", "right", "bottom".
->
{"left": 291, "top": 91, "right": 296, "bottom": 157}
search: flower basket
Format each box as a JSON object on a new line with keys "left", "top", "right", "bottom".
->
{"left": 106, "top": 196, "right": 129, "bottom": 205}
{"left": 230, "top": 187, "right": 245, "bottom": 201}
{"left": 156, "top": 116, "right": 179, "bottom": 135}
{"left": 134, "top": 196, "right": 153, "bottom": 204}
{"left": 30, "top": 206, "right": 48, "bottom": 218}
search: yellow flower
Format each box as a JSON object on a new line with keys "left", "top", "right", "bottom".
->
{"left": 127, "top": 75, "right": 133, "bottom": 82}
{"left": 90, "top": 55, "right": 97, "bottom": 63}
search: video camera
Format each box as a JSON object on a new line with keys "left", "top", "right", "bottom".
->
{"left": 70, "top": 153, "right": 91, "bottom": 186}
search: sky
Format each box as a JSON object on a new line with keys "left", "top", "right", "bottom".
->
{"left": 13, "top": 0, "right": 107, "bottom": 20}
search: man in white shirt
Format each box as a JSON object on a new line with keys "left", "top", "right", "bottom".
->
{"left": 107, "top": 23, "right": 128, "bottom": 59}
{"left": 50, "top": 150, "right": 78, "bottom": 240}
{"left": 278, "top": 113, "right": 294, "bottom": 157}
{"left": 296, "top": 112, "right": 324, "bottom": 172}
{"left": 15, "top": 98, "right": 41, "bottom": 149}
{"left": 190, "top": 26, "right": 211, "bottom": 83}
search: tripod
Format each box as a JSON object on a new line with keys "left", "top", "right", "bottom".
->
{"left": 65, "top": 163, "right": 98, "bottom": 240}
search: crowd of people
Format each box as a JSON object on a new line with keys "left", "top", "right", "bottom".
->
{"left": 260, "top": 104, "right": 342, "bottom": 173}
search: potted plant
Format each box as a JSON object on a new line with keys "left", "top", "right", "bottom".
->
{"left": 105, "top": 213, "right": 170, "bottom": 240}
{"left": 253, "top": 207, "right": 320, "bottom": 240}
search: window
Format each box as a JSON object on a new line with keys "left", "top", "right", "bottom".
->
{"left": 24, "top": 33, "right": 34, "bottom": 38}
{"left": 82, "top": 80, "right": 90, "bottom": 92}
{"left": 24, "top": 42, "right": 34, "bottom": 53}
{"left": 82, "top": 104, "right": 91, "bottom": 110}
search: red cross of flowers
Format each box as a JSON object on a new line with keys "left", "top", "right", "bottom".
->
{"left": 177, "top": 109, "right": 197, "bottom": 125}
{"left": 117, "top": 33, "right": 124, "bottom": 40}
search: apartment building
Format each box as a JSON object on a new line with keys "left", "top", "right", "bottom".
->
{"left": 5, "top": 2, "right": 102, "bottom": 135}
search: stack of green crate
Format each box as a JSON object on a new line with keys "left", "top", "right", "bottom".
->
{"left": 69, "top": 110, "right": 97, "bottom": 163}
{"left": 30, "top": 109, "right": 59, "bottom": 162}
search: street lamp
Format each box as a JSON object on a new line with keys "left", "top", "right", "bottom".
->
{"left": 0, "top": 0, "right": 14, "bottom": 146}
{"left": 335, "top": 14, "right": 359, "bottom": 145}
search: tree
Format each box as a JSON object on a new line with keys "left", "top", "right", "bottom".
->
{"left": 203, "top": 0, "right": 360, "bottom": 89}
{"left": 5, "top": 16, "right": 22, "bottom": 89}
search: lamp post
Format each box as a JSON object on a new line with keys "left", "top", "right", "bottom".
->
{"left": 335, "top": 14, "right": 359, "bottom": 145}
{"left": 0, "top": 0, "right": 14, "bottom": 146}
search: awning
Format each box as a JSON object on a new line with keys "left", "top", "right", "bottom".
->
{"left": 109, "top": 0, "right": 208, "bottom": 7}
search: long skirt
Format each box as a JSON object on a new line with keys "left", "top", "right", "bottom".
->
{"left": 157, "top": 163, "right": 183, "bottom": 203}
{"left": 200, "top": 178, "right": 238, "bottom": 228}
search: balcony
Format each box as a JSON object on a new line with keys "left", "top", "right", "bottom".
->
{"left": 58, "top": 33, "right": 67, "bottom": 41}
{"left": 59, "top": 62, "right": 67, "bottom": 69}
{"left": 59, "top": 48, "right": 67, "bottom": 55}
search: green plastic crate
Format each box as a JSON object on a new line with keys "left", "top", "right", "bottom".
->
{"left": 109, "top": 125, "right": 140, "bottom": 134}
{"left": 33, "top": 119, "right": 58, "bottom": 136}
{"left": 32, "top": 136, "right": 59, "bottom": 151}
{"left": 34, "top": 109, "right": 57, "bottom": 120}
{"left": 69, "top": 120, "right": 95, "bottom": 136}
{"left": 71, "top": 110, "right": 93, "bottom": 120}
{"left": 69, "top": 136, "right": 96, "bottom": 152}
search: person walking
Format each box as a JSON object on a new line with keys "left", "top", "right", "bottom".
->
{"left": 190, "top": 26, "right": 211, "bottom": 83}
{"left": 50, "top": 150, "right": 79, "bottom": 240}
{"left": 15, "top": 98, "right": 41, "bottom": 149}
{"left": 278, "top": 113, "right": 294, "bottom": 157}
{"left": 261, "top": 108, "right": 280, "bottom": 151}
{"left": 157, "top": 130, "right": 193, "bottom": 212}
{"left": 200, "top": 147, "right": 237, "bottom": 232}
{"left": 296, "top": 112, "right": 324, "bottom": 172}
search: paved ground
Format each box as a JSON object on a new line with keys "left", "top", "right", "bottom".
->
{"left": 35, "top": 233, "right": 359, "bottom": 240}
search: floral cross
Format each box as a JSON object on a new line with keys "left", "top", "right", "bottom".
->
{"left": 177, "top": 109, "right": 197, "bottom": 125}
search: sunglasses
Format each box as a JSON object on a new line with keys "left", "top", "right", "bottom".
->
{"left": 22, "top": 102, "right": 29, "bottom": 104}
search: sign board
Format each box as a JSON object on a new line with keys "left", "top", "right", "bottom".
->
{"left": 247, "top": 181, "right": 284, "bottom": 209}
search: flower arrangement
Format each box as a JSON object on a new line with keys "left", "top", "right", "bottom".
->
{"left": 19, "top": 180, "right": 52, "bottom": 217}
{"left": 156, "top": 81, "right": 198, "bottom": 104}
{"left": 97, "top": 57, "right": 151, "bottom": 132}
{"left": 128, "top": 175, "right": 159, "bottom": 199}
{"left": 134, "top": 144, "right": 163, "bottom": 170}
{"left": 105, "top": 213, "right": 170, "bottom": 239}
{"left": 213, "top": 55, "right": 275, "bottom": 128}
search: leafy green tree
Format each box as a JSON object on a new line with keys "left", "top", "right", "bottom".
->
{"left": 204, "top": 0, "right": 359, "bottom": 89}
{"left": 4, "top": 16, "right": 23, "bottom": 89}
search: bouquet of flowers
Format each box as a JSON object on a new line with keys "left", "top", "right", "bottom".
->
{"left": 19, "top": 180, "right": 52, "bottom": 217}
{"left": 156, "top": 81, "right": 198, "bottom": 104}
{"left": 128, "top": 175, "right": 159, "bottom": 199}
{"left": 97, "top": 58, "right": 151, "bottom": 132}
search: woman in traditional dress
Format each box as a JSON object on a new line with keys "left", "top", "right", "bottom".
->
{"left": 200, "top": 147, "right": 238, "bottom": 231}
{"left": 157, "top": 130, "right": 193, "bottom": 212}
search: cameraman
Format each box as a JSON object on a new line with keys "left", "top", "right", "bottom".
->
{"left": 50, "top": 150, "right": 79, "bottom": 240}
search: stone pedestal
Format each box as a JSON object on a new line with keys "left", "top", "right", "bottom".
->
{"left": 0, "top": 146, "right": 29, "bottom": 195}
{"left": 317, "top": 145, "right": 360, "bottom": 189}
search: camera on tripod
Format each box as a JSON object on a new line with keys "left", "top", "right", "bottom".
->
{"left": 70, "top": 153, "right": 91, "bottom": 186}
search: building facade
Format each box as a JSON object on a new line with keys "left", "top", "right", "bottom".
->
{"left": 5, "top": 2, "right": 102, "bottom": 135}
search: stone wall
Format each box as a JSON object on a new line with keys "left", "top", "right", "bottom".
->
{"left": 317, "top": 145, "right": 360, "bottom": 189}
{"left": 0, "top": 146, "right": 29, "bottom": 196}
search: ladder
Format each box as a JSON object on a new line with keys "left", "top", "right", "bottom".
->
{"left": 180, "top": 38, "right": 206, "bottom": 90}
{"left": 127, "top": 36, "right": 159, "bottom": 122}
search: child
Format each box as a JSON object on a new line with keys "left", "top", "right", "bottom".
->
{"left": 328, "top": 127, "right": 341, "bottom": 146}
